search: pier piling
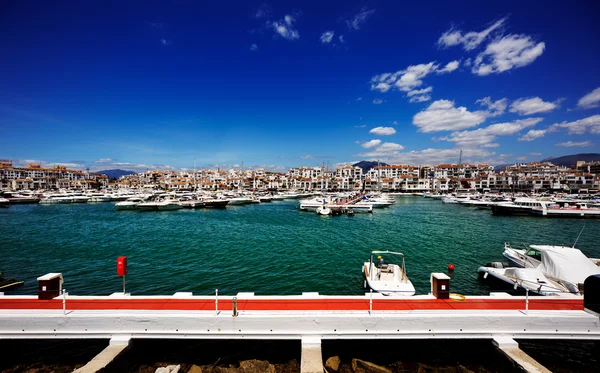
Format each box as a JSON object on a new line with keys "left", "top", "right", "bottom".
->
{"left": 74, "top": 336, "right": 131, "bottom": 373}
{"left": 492, "top": 336, "right": 550, "bottom": 373}
{"left": 301, "top": 335, "right": 323, "bottom": 373}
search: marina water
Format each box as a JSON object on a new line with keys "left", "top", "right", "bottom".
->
{"left": 2, "top": 196, "right": 599, "bottom": 297}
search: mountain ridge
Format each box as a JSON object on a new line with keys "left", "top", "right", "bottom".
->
{"left": 95, "top": 169, "right": 136, "bottom": 180}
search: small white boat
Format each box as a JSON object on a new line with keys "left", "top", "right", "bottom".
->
{"left": 363, "top": 251, "right": 415, "bottom": 296}
{"left": 316, "top": 206, "right": 331, "bottom": 215}
{"left": 0, "top": 197, "right": 9, "bottom": 207}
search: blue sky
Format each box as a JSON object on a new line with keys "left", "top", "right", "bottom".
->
{"left": 2, "top": 0, "right": 599, "bottom": 172}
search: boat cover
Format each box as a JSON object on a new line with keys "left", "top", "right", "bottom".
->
{"left": 538, "top": 247, "right": 600, "bottom": 286}
{"left": 504, "top": 267, "right": 549, "bottom": 283}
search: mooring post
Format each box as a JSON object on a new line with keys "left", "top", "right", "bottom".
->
{"left": 525, "top": 289, "right": 529, "bottom": 315}
{"left": 62, "top": 289, "right": 66, "bottom": 315}
{"left": 215, "top": 289, "right": 219, "bottom": 314}
{"left": 232, "top": 296, "right": 238, "bottom": 317}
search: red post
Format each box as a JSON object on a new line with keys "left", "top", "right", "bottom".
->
{"left": 117, "top": 256, "right": 128, "bottom": 276}
{"left": 117, "top": 256, "right": 127, "bottom": 294}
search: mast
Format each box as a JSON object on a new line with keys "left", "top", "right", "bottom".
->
{"left": 457, "top": 149, "right": 462, "bottom": 189}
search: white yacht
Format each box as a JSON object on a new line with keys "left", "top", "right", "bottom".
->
{"left": 39, "top": 193, "right": 74, "bottom": 204}
{"left": 115, "top": 197, "right": 147, "bottom": 210}
{"left": 491, "top": 197, "right": 554, "bottom": 216}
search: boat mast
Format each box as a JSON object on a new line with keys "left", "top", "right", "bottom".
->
{"left": 457, "top": 149, "right": 462, "bottom": 190}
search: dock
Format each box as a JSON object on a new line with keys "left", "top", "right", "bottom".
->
{"left": 2, "top": 273, "right": 600, "bottom": 372}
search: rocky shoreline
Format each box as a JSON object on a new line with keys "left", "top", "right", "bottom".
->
{"left": 125, "top": 356, "right": 510, "bottom": 373}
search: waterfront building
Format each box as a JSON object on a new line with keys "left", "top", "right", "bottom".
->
{"left": 0, "top": 161, "right": 108, "bottom": 190}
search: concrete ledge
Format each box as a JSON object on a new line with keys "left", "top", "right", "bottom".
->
{"left": 493, "top": 336, "right": 551, "bottom": 373}
{"left": 74, "top": 336, "right": 131, "bottom": 373}
{"left": 301, "top": 336, "right": 323, "bottom": 373}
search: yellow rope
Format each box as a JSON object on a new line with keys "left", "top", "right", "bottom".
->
{"left": 449, "top": 293, "right": 466, "bottom": 301}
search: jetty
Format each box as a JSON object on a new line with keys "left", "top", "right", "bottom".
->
{"left": 1, "top": 273, "right": 600, "bottom": 372}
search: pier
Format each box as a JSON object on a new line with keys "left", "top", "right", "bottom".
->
{"left": 1, "top": 288, "right": 599, "bottom": 372}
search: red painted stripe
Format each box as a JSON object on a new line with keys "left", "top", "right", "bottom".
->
{"left": 0, "top": 298, "right": 583, "bottom": 311}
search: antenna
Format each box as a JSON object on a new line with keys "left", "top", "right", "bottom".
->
{"left": 573, "top": 224, "right": 585, "bottom": 248}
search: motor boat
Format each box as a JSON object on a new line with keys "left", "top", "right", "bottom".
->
{"left": 178, "top": 196, "right": 205, "bottom": 209}
{"left": 477, "top": 265, "right": 570, "bottom": 296}
{"left": 115, "top": 197, "right": 147, "bottom": 210}
{"left": 0, "top": 197, "right": 9, "bottom": 208}
{"left": 316, "top": 205, "right": 331, "bottom": 215}
{"left": 491, "top": 198, "right": 554, "bottom": 216}
{"left": 363, "top": 250, "right": 415, "bottom": 296}
{"left": 481, "top": 245, "right": 600, "bottom": 295}
{"left": 503, "top": 243, "right": 600, "bottom": 269}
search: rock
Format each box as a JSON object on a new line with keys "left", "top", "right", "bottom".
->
{"left": 167, "top": 365, "right": 181, "bottom": 373}
{"left": 187, "top": 365, "right": 204, "bottom": 373}
{"left": 325, "top": 356, "right": 341, "bottom": 372}
{"left": 351, "top": 359, "right": 391, "bottom": 373}
{"left": 239, "top": 359, "right": 276, "bottom": 373}
{"left": 156, "top": 368, "right": 170, "bottom": 373}
{"left": 274, "top": 359, "right": 300, "bottom": 373}
{"left": 214, "top": 366, "right": 241, "bottom": 373}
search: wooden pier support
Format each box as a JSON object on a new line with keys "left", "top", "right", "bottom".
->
{"left": 74, "top": 335, "right": 131, "bottom": 373}
{"left": 492, "top": 336, "right": 550, "bottom": 373}
{"left": 301, "top": 335, "right": 323, "bottom": 373}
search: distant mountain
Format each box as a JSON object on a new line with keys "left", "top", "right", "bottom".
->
{"left": 353, "top": 161, "right": 389, "bottom": 174}
{"left": 494, "top": 153, "right": 600, "bottom": 172}
{"left": 494, "top": 164, "right": 510, "bottom": 173}
{"left": 95, "top": 169, "right": 136, "bottom": 180}
{"left": 540, "top": 153, "right": 600, "bottom": 167}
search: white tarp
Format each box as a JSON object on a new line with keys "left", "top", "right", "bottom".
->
{"left": 538, "top": 246, "right": 600, "bottom": 286}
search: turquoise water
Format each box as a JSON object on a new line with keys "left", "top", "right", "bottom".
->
{"left": 1, "top": 197, "right": 598, "bottom": 296}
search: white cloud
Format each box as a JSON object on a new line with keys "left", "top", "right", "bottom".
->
{"left": 271, "top": 15, "right": 300, "bottom": 40}
{"left": 356, "top": 97, "right": 362, "bottom": 101}
{"left": 407, "top": 87, "right": 432, "bottom": 97}
{"left": 371, "top": 62, "right": 440, "bottom": 93}
{"left": 577, "top": 87, "right": 600, "bottom": 109}
{"left": 357, "top": 142, "right": 405, "bottom": 158}
{"left": 519, "top": 129, "right": 548, "bottom": 142}
{"left": 472, "top": 34, "right": 545, "bottom": 76}
{"left": 438, "top": 18, "right": 506, "bottom": 51}
{"left": 516, "top": 156, "right": 528, "bottom": 161}
{"left": 346, "top": 8, "right": 375, "bottom": 30}
{"left": 476, "top": 96, "right": 508, "bottom": 117}
{"left": 556, "top": 141, "right": 593, "bottom": 147}
{"left": 250, "top": 44, "right": 258, "bottom": 51}
{"left": 438, "top": 60, "right": 460, "bottom": 74}
{"left": 160, "top": 38, "right": 173, "bottom": 46}
{"left": 353, "top": 124, "right": 366, "bottom": 128}
{"left": 361, "top": 139, "right": 381, "bottom": 148}
{"left": 551, "top": 115, "right": 600, "bottom": 134}
{"left": 95, "top": 158, "right": 113, "bottom": 163}
{"left": 409, "top": 95, "right": 431, "bottom": 103}
{"left": 339, "top": 35, "right": 345, "bottom": 43}
{"left": 369, "top": 126, "right": 396, "bottom": 135}
{"left": 255, "top": 4, "right": 271, "bottom": 19}
{"left": 320, "top": 31, "right": 334, "bottom": 44}
{"left": 370, "top": 61, "right": 460, "bottom": 102}
{"left": 300, "top": 154, "right": 313, "bottom": 159}
{"left": 510, "top": 97, "right": 559, "bottom": 115}
{"left": 443, "top": 117, "right": 543, "bottom": 147}
{"left": 357, "top": 147, "right": 495, "bottom": 165}
{"left": 413, "top": 100, "right": 488, "bottom": 133}
{"left": 372, "top": 98, "right": 384, "bottom": 105}
{"left": 392, "top": 120, "right": 398, "bottom": 125}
